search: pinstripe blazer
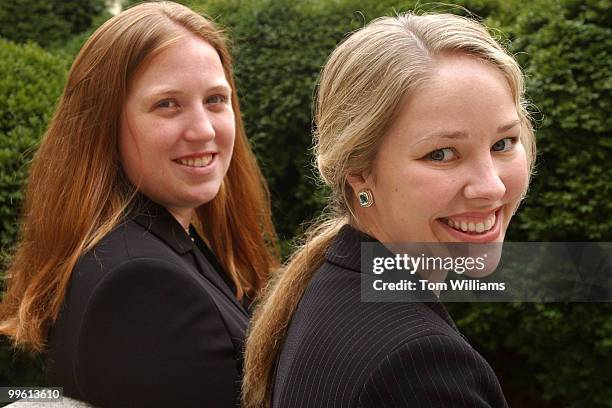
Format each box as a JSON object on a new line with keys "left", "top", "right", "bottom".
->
{"left": 272, "top": 224, "right": 508, "bottom": 408}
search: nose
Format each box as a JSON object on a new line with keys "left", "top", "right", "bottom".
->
{"left": 463, "top": 155, "right": 506, "bottom": 201}
{"left": 183, "top": 105, "right": 215, "bottom": 142}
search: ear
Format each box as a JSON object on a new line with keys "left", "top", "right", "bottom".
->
{"left": 347, "top": 173, "right": 368, "bottom": 197}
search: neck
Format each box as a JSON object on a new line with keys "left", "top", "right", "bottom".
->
{"left": 166, "top": 207, "right": 194, "bottom": 230}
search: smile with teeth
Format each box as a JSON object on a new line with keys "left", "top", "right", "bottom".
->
{"left": 175, "top": 154, "right": 213, "bottom": 168}
{"left": 443, "top": 212, "right": 496, "bottom": 234}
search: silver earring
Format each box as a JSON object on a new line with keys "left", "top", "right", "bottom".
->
{"left": 358, "top": 189, "right": 374, "bottom": 208}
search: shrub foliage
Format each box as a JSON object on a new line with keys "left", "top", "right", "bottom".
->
{"left": 0, "top": 0, "right": 610, "bottom": 405}
{"left": 0, "top": 38, "right": 68, "bottom": 386}
{"left": 0, "top": 0, "right": 106, "bottom": 47}
{"left": 0, "top": 39, "right": 68, "bottom": 253}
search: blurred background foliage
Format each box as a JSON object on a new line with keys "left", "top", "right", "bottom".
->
{"left": 0, "top": 0, "right": 107, "bottom": 48}
{"left": 0, "top": 0, "right": 610, "bottom": 407}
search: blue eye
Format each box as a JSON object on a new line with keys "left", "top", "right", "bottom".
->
{"left": 156, "top": 99, "right": 177, "bottom": 109}
{"left": 207, "top": 95, "right": 228, "bottom": 104}
{"left": 427, "top": 147, "right": 456, "bottom": 162}
{"left": 492, "top": 137, "right": 516, "bottom": 152}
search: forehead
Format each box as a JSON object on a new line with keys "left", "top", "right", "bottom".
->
{"left": 389, "top": 55, "right": 518, "bottom": 138}
{"left": 129, "top": 35, "right": 227, "bottom": 93}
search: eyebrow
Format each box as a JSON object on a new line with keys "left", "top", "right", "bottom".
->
{"left": 411, "top": 119, "right": 521, "bottom": 147}
{"left": 147, "top": 83, "right": 232, "bottom": 99}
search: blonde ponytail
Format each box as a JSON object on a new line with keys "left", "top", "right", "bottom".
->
{"left": 243, "top": 217, "right": 345, "bottom": 408}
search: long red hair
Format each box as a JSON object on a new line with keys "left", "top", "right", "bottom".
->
{"left": 0, "top": 1, "right": 278, "bottom": 352}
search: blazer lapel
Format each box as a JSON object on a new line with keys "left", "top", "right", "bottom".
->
{"left": 326, "top": 224, "right": 460, "bottom": 333}
{"left": 130, "top": 195, "right": 195, "bottom": 255}
{"left": 190, "top": 231, "right": 249, "bottom": 317}
{"left": 129, "top": 194, "right": 248, "bottom": 317}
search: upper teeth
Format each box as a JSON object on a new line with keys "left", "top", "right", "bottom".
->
{"left": 177, "top": 155, "right": 213, "bottom": 167}
{"left": 445, "top": 213, "right": 496, "bottom": 234}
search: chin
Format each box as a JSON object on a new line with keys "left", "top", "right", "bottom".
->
{"left": 187, "top": 187, "right": 223, "bottom": 207}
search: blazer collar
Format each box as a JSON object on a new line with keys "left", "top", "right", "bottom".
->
{"left": 129, "top": 194, "right": 195, "bottom": 255}
{"left": 325, "top": 224, "right": 459, "bottom": 332}
{"left": 325, "top": 224, "right": 375, "bottom": 273}
{"left": 128, "top": 194, "right": 248, "bottom": 316}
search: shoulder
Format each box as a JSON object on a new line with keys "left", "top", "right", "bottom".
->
{"left": 358, "top": 333, "right": 508, "bottom": 408}
{"left": 60, "top": 219, "right": 207, "bottom": 334}
{"left": 80, "top": 257, "right": 207, "bottom": 313}
{"left": 276, "top": 261, "right": 465, "bottom": 406}
{"left": 76, "top": 257, "right": 224, "bottom": 354}
{"left": 69, "top": 257, "right": 238, "bottom": 406}
{"left": 68, "top": 219, "right": 192, "bottom": 298}
{"left": 59, "top": 239, "right": 237, "bottom": 406}
{"left": 78, "top": 219, "right": 182, "bottom": 272}
{"left": 296, "top": 260, "right": 452, "bottom": 339}
{"left": 46, "top": 220, "right": 233, "bottom": 402}
{"left": 65, "top": 220, "right": 217, "bottom": 337}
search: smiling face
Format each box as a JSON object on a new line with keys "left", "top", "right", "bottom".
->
{"left": 119, "top": 34, "right": 235, "bottom": 227}
{"left": 350, "top": 55, "right": 529, "bottom": 244}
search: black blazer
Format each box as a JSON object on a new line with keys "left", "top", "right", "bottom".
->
{"left": 273, "top": 225, "right": 508, "bottom": 408}
{"left": 45, "top": 196, "right": 249, "bottom": 408}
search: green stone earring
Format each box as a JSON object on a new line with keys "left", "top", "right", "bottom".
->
{"left": 358, "top": 189, "right": 374, "bottom": 208}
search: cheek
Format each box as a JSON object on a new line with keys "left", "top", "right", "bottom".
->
{"left": 119, "top": 116, "right": 170, "bottom": 182}
{"left": 401, "top": 166, "right": 459, "bottom": 207}
{"left": 214, "top": 114, "right": 236, "bottom": 174}
{"left": 131, "top": 122, "right": 176, "bottom": 161}
{"left": 118, "top": 119, "right": 142, "bottom": 178}
{"left": 501, "top": 152, "right": 529, "bottom": 201}
{"left": 222, "top": 125, "right": 236, "bottom": 152}
{"left": 219, "top": 114, "right": 236, "bottom": 150}
{"left": 377, "top": 163, "right": 458, "bottom": 223}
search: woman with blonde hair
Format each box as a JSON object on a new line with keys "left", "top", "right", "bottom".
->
{"left": 244, "top": 12, "right": 535, "bottom": 408}
{"left": 0, "top": 1, "right": 277, "bottom": 406}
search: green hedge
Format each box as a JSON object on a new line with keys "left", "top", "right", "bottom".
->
{"left": 0, "top": 0, "right": 106, "bottom": 48}
{"left": 0, "top": 38, "right": 68, "bottom": 386}
{"left": 0, "top": 0, "right": 610, "bottom": 406}
{"left": 507, "top": 0, "right": 612, "bottom": 242}
{"left": 0, "top": 39, "right": 68, "bottom": 253}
